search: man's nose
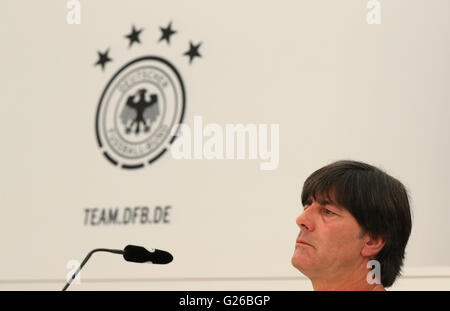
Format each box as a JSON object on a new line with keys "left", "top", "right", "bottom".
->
{"left": 296, "top": 208, "right": 314, "bottom": 232}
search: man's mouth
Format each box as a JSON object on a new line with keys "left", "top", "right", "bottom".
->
{"left": 296, "top": 239, "right": 313, "bottom": 248}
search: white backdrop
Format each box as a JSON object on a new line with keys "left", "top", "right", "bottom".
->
{"left": 0, "top": 0, "right": 449, "bottom": 290}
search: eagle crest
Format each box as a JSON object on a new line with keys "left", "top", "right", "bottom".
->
{"left": 120, "top": 89, "right": 159, "bottom": 135}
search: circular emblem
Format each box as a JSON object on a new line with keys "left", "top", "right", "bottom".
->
{"left": 95, "top": 56, "right": 185, "bottom": 169}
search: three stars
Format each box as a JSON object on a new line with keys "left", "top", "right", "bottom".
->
{"left": 95, "top": 23, "right": 202, "bottom": 71}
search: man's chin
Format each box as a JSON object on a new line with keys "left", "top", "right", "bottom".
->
{"left": 291, "top": 252, "right": 315, "bottom": 275}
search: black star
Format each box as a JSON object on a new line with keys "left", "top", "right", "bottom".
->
{"left": 125, "top": 25, "right": 143, "bottom": 48}
{"left": 183, "top": 41, "right": 202, "bottom": 64}
{"left": 95, "top": 48, "right": 112, "bottom": 71}
{"left": 159, "top": 21, "right": 177, "bottom": 44}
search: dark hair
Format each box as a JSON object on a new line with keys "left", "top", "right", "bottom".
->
{"left": 301, "top": 160, "right": 412, "bottom": 287}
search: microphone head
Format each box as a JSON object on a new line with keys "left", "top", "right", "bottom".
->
{"left": 123, "top": 245, "right": 173, "bottom": 264}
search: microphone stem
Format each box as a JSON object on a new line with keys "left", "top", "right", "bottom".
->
{"left": 62, "top": 248, "right": 124, "bottom": 291}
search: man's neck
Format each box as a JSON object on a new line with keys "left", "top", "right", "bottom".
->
{"left": 310, "top": 260, "right": 385, "bottom": 291}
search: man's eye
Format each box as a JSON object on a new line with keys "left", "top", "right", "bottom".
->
{"left": 323, "top": 208, "right": 334, "bottom": 215}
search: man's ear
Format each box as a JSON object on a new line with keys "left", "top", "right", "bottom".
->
{"left": 361, "top": 234, "right": 385, "bottom": 258}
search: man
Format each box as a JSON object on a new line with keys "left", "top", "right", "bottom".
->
{"left": 291, "top": 160, "right": 412, "bottom": 291}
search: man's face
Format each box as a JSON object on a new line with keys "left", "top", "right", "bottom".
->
{"left": 291, "top": 194, "right": 366, "bottom": 280}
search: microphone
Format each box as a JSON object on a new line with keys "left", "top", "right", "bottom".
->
{"left": 123, "top": 245, "right": 173, "bottom": 264}
{"left": 62, "top": 245, "right": 173, "bottom": 291}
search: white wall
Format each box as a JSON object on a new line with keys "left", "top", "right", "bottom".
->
{"left": 0, "top": 0, "right": 449, "bottom": 290}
